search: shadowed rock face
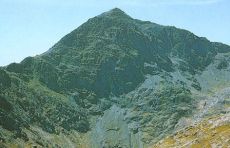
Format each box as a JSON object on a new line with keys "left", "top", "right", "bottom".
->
{"left": 0, "top": 69, "right": 11, "bottom": 90}
{"left": 0, "top": 8, "right": 230, "bottom": 148}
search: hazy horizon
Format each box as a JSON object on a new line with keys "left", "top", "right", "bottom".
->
{"left": 1, "top": 0, "right": 230, "bottom": 66}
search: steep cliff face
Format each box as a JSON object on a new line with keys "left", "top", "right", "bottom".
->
{"left": 0, "top": 8, "right": 230, "bottom": 148}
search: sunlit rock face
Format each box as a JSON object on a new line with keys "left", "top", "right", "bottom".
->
{"left": 0, "top": 8, "right": 230, "bottom": 148}
{"left": 151, "top": 113, "right": 230, "bottom": 148}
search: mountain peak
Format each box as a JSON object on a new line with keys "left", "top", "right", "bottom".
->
{"left": 99, "top": 8, "right": 131, "bottom": 19}
{"left": 109, "top": 8, "right": 125, "bottom": 13}
{"left": 1, "top": 7, "right": 230, "bottom": 148}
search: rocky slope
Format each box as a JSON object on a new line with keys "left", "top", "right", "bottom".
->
{"left": 152, "top": 113, "right": 230, "bottom": 148}
{"left": 0, "top": 8, "right": 230, "bottom": 148}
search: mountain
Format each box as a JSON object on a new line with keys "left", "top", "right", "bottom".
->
{"left": 0, "top": 8, "right": 230, "bottom": 148}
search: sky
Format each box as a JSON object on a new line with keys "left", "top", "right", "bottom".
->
{"left": 0, "top": 0, "right": 230, "bottom": 66}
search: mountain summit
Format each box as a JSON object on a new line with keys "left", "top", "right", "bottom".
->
{"left": 1, "top": 8, "right": 230, "bottom": 148}
{"left": 100, "top": 8, "right": 130, "bottom": 17}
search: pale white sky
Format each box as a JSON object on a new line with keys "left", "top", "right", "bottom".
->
{"left": 1, "top": 0, "right": 230, "bottom": 66}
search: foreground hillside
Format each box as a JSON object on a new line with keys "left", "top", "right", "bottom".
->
{"left": 152, "top": 113, "right": 230, "bottom": 148}
{"left": 0, "top": 8, "right": 230, "bottom": 148}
